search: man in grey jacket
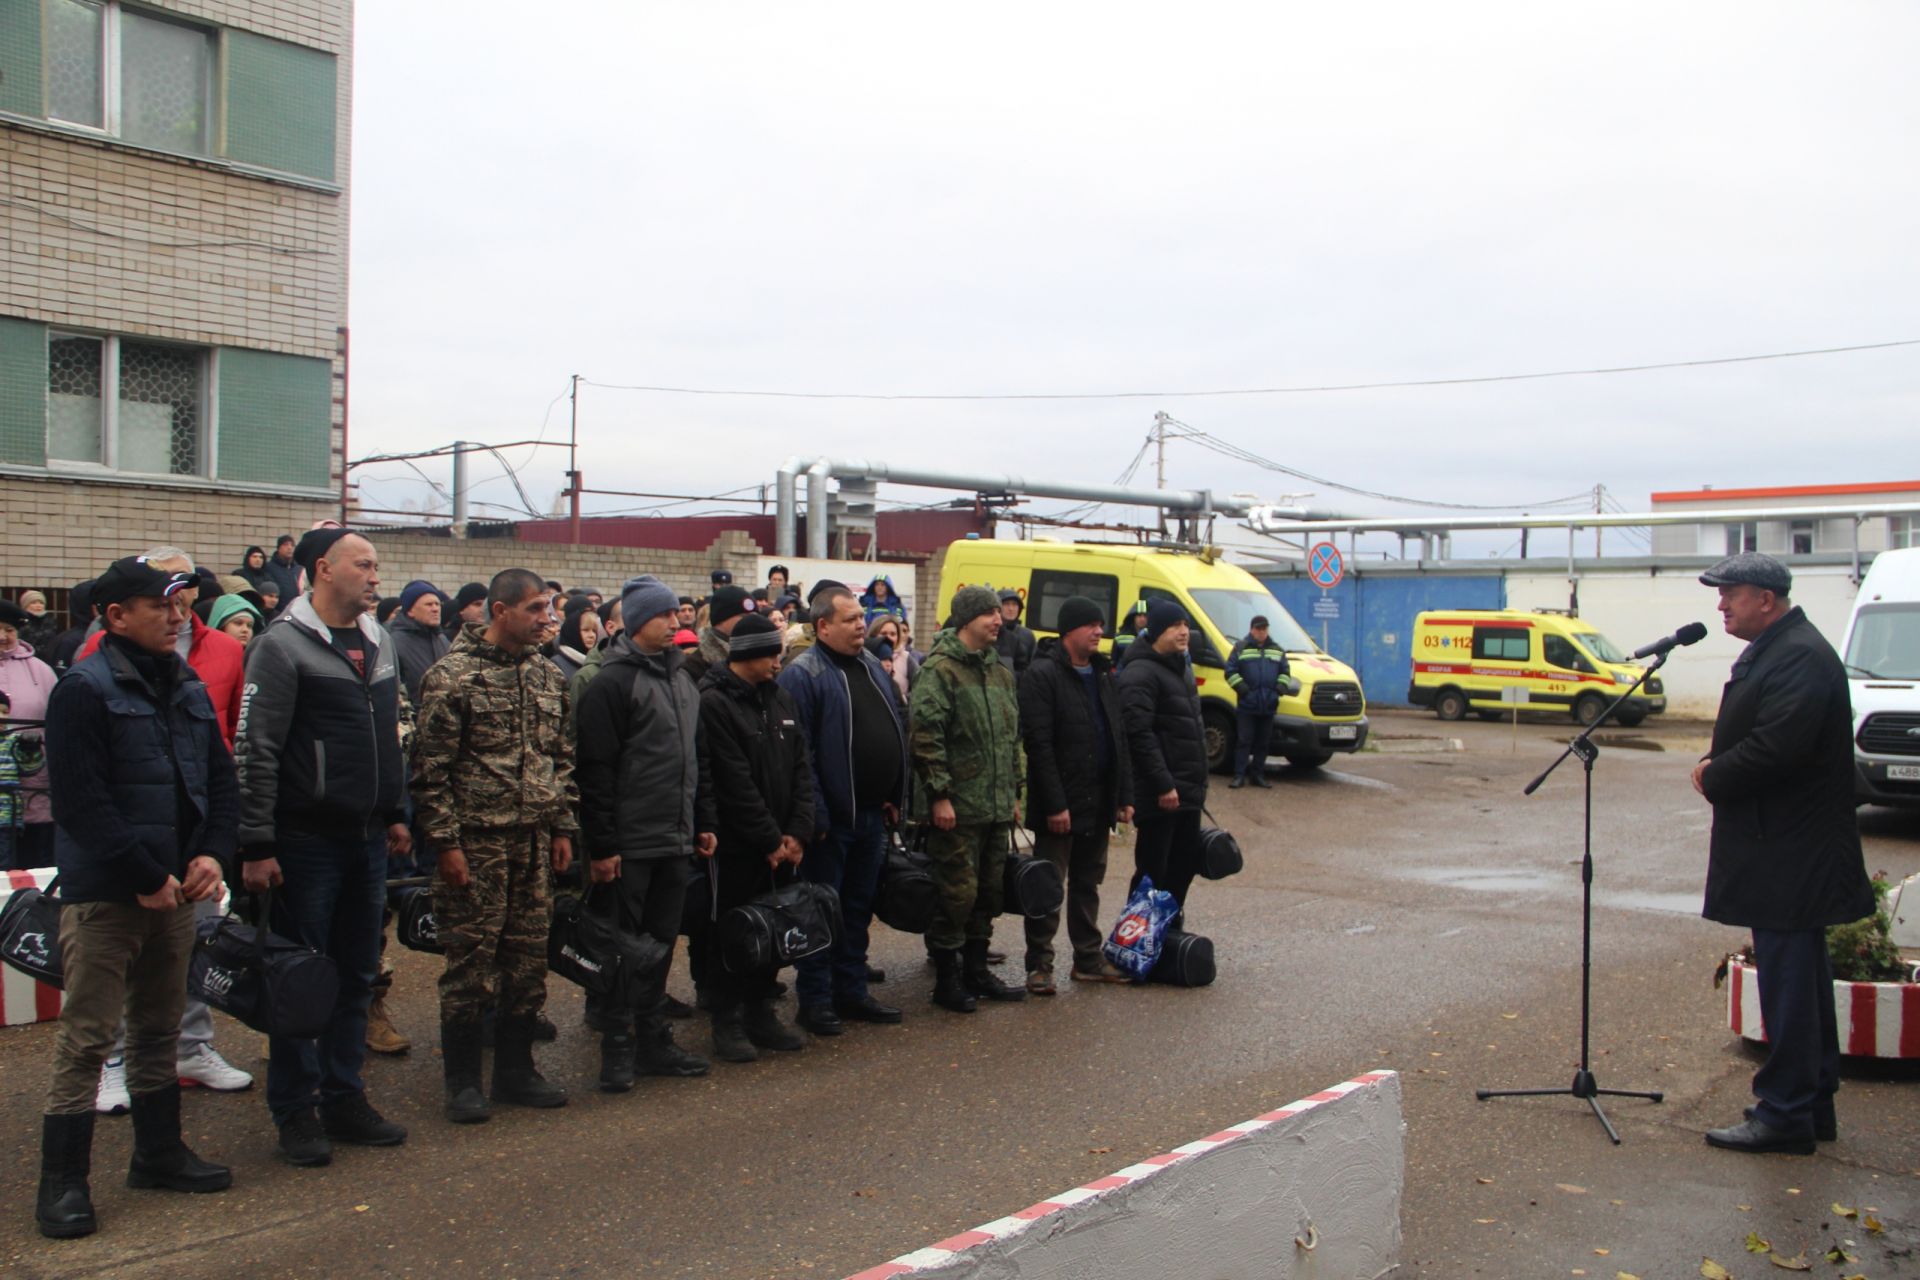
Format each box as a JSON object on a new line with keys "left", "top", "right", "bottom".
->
{"left": 573, "top": 575, "right": 717, "bottom": 1090}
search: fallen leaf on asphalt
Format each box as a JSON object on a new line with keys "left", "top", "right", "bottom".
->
{"left": 1767, "top": 1252, "right": 1811, "bottom": 1271}
{"left": 1502, "top": 1012, "right": 1519, "bottom": 1019}
{"left": 1616, "top": 1273, "right": 1642, "bottom": 1280}
{"left": 1745, "top": 1231, "right": 1771, "bottom": 1253}
{"left": 1556, "top": 1183, "right": 1589, "bottom": 1195}
{"left": 1474, "top": 1218, "right": 1498, "bottom": 1225}
{"left": 1572, "top": 1270, "right": 1587, "bottom": 1276}
{"left": 1737, "top": 1204, "right": 1752, "bottom": 1212}
{"left": 1088, "top": 1147, "right": 1112, "bottom": 1154}
{"left": 1862, "top": 1214, "right": 1884, "bottom": 1234}
{"left": 1823, "top": 1244, "right": 1856, "bottom": 1263}
{"left": 1701, "top": 1260, "right": 1734, "bottom": 1280}
{"left": 1593, "top": 1247, "right": 1611, "bottom": 1255}
{"left": 1785, "top": 1187, "right": 1802, "bottom": 1195}
{"left": 1833, "top": 1203, "right": 1857, "bottom": 1218}
{"left": 1476, "top": 1177, "right": 1494, "bottom": 1185}
{"left": 1610, "top": 1200, "right": 1624, "bottom": 1207}
{"left": 353, "top": 1205, "right": 369, "bottom": 1213}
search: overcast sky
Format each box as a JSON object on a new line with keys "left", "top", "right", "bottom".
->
{"left": 345, "top": 2, "right": 1919, "bottom": 550}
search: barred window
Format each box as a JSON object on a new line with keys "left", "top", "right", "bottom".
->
{"left": 44, "top": 0, "right": 214, "bottom": 157}
{"left": 47, "top": 333, "right": 206, "bottom": 478}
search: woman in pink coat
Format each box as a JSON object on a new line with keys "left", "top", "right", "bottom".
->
{"left": 0, "top": 601, "right": 58, "bottom": 865}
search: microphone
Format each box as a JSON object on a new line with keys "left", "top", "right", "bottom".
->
{"left": 1630, "top": 621, "right": 1708, "bottom": 661}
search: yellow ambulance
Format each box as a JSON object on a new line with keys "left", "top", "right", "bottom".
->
{"left": 1408, "top": 609, "right": 1665, "bottom": 727}
{"left": 936, "top": 538, "right": 1369, "bottom": 771}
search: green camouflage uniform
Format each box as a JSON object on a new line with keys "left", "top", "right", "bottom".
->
{"left": 909, "top": 628, "right": 1024, "bottom": 950}
{"left": 412, "top": 625, "right": 579, "bottom": 1022}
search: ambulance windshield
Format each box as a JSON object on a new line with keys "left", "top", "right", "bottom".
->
{"left": 1845, "top": 604, "right": 1920, "bottom": 679}
{"left": 1578, "top": 630, "right": 1630, "bottom": 664}
{"left": 1188, "top": 589, "right": 1317, "bottom": 653}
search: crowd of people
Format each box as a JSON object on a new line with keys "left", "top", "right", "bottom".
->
{"left": 10, "top": 529, "right": 1231, "bottom": 1240}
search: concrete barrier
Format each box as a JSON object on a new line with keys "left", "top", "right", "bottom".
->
{"left": 846, "top": 1070, "right": 1403, "bottom": 1280}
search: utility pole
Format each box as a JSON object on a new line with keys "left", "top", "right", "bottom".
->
{"left": 568, "top": 374, "right": 582, "bottom": 544}
{"left": 1593, "top": 482, "right": 1604, "bottom": 558}
{"left": 1152, "top": 410, "right": 1170, "bottom": 536}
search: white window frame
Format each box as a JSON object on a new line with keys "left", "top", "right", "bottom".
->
{"left": 1789, "top": 519, "right": 1816, "bottom": 555}
{"left": 47, "top": 330, "right": 211, "bottom": 480}
{"left": 45, "top": 1, "right": 217, "bottom": 156}
{"left": 1891, "top": 515, "right": 1915, "bottom": 551}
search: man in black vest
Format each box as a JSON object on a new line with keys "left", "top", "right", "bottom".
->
{"left": 1691, "top": 552, "right": 1874, "bottom": 1155}
{"left": 36, "top": 557, "right": 237, "bottom": 1238}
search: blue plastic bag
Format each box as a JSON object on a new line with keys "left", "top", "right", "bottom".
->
{"left": 1102, "top": 876, "right": 1180, "bottom": 981}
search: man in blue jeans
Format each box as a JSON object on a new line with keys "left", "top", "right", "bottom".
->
{"left": 235, "top": 528, "right": 412, "bottom": 1166}
{"left": 778, "top": 587, "right": 907, "bottom": 1035}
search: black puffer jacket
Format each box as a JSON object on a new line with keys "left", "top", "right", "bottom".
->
{"left": 1117, "top": 642, "right": 1209, "bottom": 812}
{"left": 388, "top": 613, "right": 450, "bottom": 704}
{"left": 697, "top": 665, "right": 814, "bottom": 864}
{"left": 1020, "top": 637, "right": 1132, "bottom": 833}
{"left": 1699, "top": 607, "right": 1874, "bottom": 931}
{"left": 574, "top": 637, "right": 704, "bottom": 860}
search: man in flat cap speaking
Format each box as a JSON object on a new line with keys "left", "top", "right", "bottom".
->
{"left": 1690, "top": 552, "right": 1873, "bottom": 1155}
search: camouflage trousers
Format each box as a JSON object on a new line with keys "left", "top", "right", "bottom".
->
{"left": 436, "top": 825, "right": 551, "bottom": 1024}
{"left": 924, "top": 822, "right": 1012, "bottom": 952}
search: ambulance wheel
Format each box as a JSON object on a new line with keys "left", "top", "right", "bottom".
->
{"left": 1572, "top": 693, "right": 1608, "bottom": 726}
{"left": 1433, "top": 688, "right": 1468, "bottom": 721}
{"left": 1203, "top": 706, "right": 1236, "bottom": 774}
{"left": 1614, "top": 709, "right": 1646, "bottom": 728}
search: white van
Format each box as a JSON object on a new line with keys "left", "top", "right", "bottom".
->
{"left": 1842, "top": 546, "right": 1920, "bottom": 807}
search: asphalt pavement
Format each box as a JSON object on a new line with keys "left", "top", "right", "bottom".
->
{"left": 2, "top": 708, "right": 1916, "bottom": 1279}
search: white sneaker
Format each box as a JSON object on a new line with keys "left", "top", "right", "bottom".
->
{"left": 176, "top": 1044, "right": 254, "bottom": 1092}
{"left": 95, "top": 1058, "right": 130, "bottom": 1115}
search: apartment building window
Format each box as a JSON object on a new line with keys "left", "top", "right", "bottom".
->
{"left": 1891, "top": 516, "right": 1915, "bottom": 551}
{"left": 48, "top": 333, "right": 206, "bottom": 477}
{"left": 1724, "top": 522, "right": 1758, "bottom": 555}
{"left": 46, "top": 0, "right": 214, "bottom": 156}
{"left": 1789, "top": 520, "right": 1816, "bottom": 555}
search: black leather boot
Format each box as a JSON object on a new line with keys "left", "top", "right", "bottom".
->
{"left": 599, "top": 1028, "right": 638, "bottom": 1093}
{"left": 442, "top": 1020, "right": 491, "bottom": 1124}
{"left": 710, "top": 1003, "right": 758, "bottom": 1063}
{"left": 491, "top": 1016, "right": 568, "bottom": 1109}
{"left": 963, "top": 938, "right": 1027, "bottom": 1002}
{"left": 37, "top": 1112, "right": 97, "bottom": 1239}
{"left": 742, "top": 1000, "right": 804, "bottom": 1052}
{"left": 126, "top": 1084, "right": 231, "bottom": 1193}
{"left": 930, "top": 948, "right": 977, "bottom": 1013}
{"left": 635, "top": 1017, "right": 710, "bottom": 1077}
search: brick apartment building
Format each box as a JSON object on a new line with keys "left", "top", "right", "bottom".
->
{"left": 1, "top": 0, "right": 350, "bottom": 590}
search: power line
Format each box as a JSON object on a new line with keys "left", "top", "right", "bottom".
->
{"left": 577, "top": 338, "right": 1920, "bottom": 402}
{"left": 1, "top": 195, "right": 329, "bottom": 256}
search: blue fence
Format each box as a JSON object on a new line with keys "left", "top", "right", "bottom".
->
{"left": 1257, "top": 572, "right": 1505, "bottom": 706}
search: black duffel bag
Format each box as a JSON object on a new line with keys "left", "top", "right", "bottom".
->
{"left": 1197, "top": 825, "right": 1244, "bottom": 881}
{"left": 548, "top": 888, "right": 673, "bottom": 1000}
{"left": 0, "top": 874, "right": 63, "bottom": 990}
{"left": 188, "top": 892, "right": 340, "bottom": 1039}
{"left": 1149, "top": 928, "right": 1216, "bottom": 987}
{"left": 1002, "top": 847, "right": 1065, "bottom": 919}
{"left": 391, "top": 885, "right": 443, "bottom": 955}
{"left": 874, "top": 831, "right": 938, "bottom": 934}
{"left": 721, "top": 879, "right": 841, "bottom": 976}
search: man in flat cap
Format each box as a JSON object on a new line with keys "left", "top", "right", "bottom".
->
{"left": 1691, "top": 552, "right": 1873, "bottom": 1155}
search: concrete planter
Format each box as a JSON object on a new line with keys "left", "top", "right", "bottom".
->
{"left": 1726, "top": 956, "right": 1920, "bottom": 1060}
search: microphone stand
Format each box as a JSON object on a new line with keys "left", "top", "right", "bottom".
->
{"left": 1474, "top": 650, "right": 1669, "bottom": 1144}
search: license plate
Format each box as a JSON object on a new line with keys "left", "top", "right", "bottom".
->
{"left": 1328, "top": 725, "right": 1358, "bottom": 741}
{"left": 1890, "top": 764, "right": 1920, "bottom": 781}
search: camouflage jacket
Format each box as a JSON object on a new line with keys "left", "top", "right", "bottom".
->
{"left": 412, "top": 624, "right": 579, "bottom": 849}
{"left": 909, "top": 628, "right": 1024, "bottom": 825}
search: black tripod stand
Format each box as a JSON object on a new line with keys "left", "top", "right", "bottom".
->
{"left": 1474, "top": 655, "right": 1667, "bottom": 1144}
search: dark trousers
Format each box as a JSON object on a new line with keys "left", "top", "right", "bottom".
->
{"left": 702, "top": 852, "right": 797, "bottom": 1009}
{"left": 1233, "top": 708, "right": 1274, "bottom": 779}
{"left": 267, "top": 829, "right": 387, "bottom": 1124}
{"left": 1750, "top": 927, "right": 1839, "bottom": 1136}
{"left": 1131, "top": 808, "right": 1202, "bottom": 916}
{"left": 585, "top": 856, "right": 689, "bottom": 1033}
{"left": 1024, "top": 827, "right": 1110, "bottom": 974}
{"left": 796, "top": 807, "right": 887, "bottom": 1007}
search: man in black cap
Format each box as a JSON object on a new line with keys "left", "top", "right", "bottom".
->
{"left": 1691, "top": 552, "right": 1873, "bottom": 1155}
{"left": 235, "top": 527, "right": 411, "bottom": 1166}
{"left": 676, "top": 597, "right": 698, "bottom": 630}
{"left": 1117, "top": 599, "right": 1210, "bottom": 920}
{"left": 683, "top": 585, "right": 757, "bottom": 684}
{"left": 264, "top": 535, "right": 300, "bottom": 609}
{"left": 1019, "top": 596, "right": 1133, "bottom": 992}
{"left": 36, "top": 557, "right": 235, "bottom": 1238}
{"left": 1224, "top": 615, "right": 1289, "bottom": 789}
{"left": 447, "top": 583, "right": 488, "bottom": 638}
{"left": 994, "top": 589, "right": 1037, "bottom": 675}
{"left": 711, "top": 569, "right": 733, "bottom": 589}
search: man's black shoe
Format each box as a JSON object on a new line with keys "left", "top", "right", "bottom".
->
{"left": 796, "top": 1004, "right": 845, "bottom": 1036}
{"left": 1248, "top": 772, "right": 1272, "bottom": 788}
{"left": 742, "top": 1001, "right": 806, "bottom": 1052}
{"left": 1745, "top": 1103, "right": 1836, "bottom": 1142}
{"left": 531, "top": 1014, "right": 558, "bottom": 1042}
{"left": 661, "top": 994, "right": 696, "bottom": 1019}
{"left": 276, "top": 1109, "right": 333, "bottom": 1167}
{"left": 36, "top": 1112, "right": 97, "bottom": 1239}
{"left": 835, "top": 994, "right": 904, "bottom": 1024}
{"left": 866, "top": 964, "right": 887, "bottom": 985}
{"left": 1229, "top": 776, "right": 1246, "bottom": 789}
{"left": 635, "top": 1025, "right": 710, "bottom": 1077}
{"left": 599, "top": 1031, "right": 639, "bottom": 1090}
{"left": 1704, "top": 1117, "right": 1815, "bottom": 1155}
{"left": 321, "top": 1094, "right": 407, "bottom": 1147}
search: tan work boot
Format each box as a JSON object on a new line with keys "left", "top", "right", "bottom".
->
{"left": 366, "top": 995, "right": 411, "bottom": 1055}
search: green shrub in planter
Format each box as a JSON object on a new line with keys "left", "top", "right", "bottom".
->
{"left": 1825, "top": 874, "right": 1906, "bottom": 983}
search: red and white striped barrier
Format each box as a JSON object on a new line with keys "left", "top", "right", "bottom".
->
{"left": 846, "top": 1069, "right": 1403, "bottom": 1280}
{"left": 1727, "top": 957, "right": 1920, "bottom": 1060}
{"left": 2, "top": 868, "right": 63, "bottom": 1026}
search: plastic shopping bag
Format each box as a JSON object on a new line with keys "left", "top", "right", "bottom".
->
{"left": 1102, "top": 876, "right": 1180, "bottom": 981}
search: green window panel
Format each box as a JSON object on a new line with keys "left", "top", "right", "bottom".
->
{"left": 0, "top": 0, "right": 43, "bottom": 117}
{"left": 217, "top": 348, "right": 331, "bottom": 489}
{"left": 0, "top": 317, "right": 50, "bottom": 467}
{"left": 223, "top": 30, "right": 336, "bottom": 181}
